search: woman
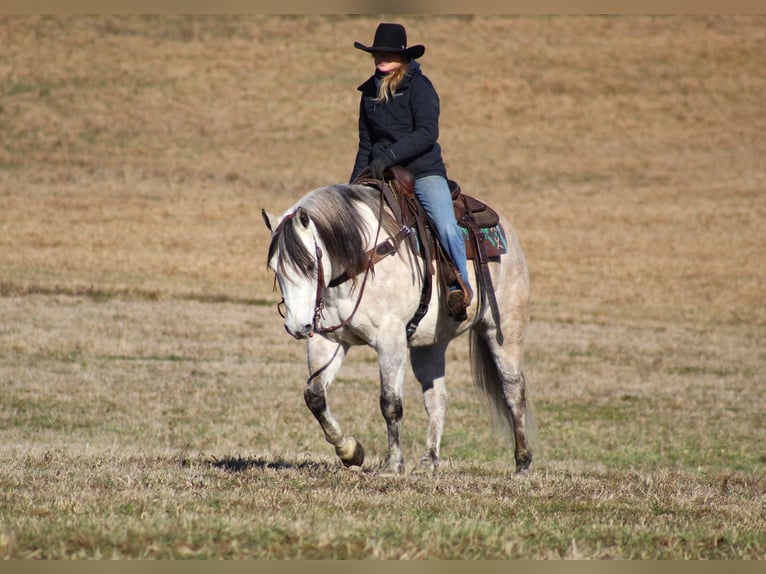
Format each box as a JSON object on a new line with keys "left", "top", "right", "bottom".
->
{"left": 350, "top": 22, "right": 472, "bottom": 320}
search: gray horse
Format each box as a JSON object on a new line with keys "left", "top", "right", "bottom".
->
{"left": 264, "top": 183, "right": 532, "bottom": 475}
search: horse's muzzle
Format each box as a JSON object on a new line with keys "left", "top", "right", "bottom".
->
{"left": 285, "top": 322, "right": 314, "bottom": 340}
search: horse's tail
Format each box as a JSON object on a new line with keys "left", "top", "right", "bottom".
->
{"left": 468, "top": 330, "right": 538, "bottom": 452}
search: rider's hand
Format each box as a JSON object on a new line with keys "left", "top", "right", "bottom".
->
{"left": 369, "top": 157, "right": 388, "bottom": 180}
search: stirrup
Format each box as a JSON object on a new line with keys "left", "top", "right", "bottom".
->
{"left": 446, "top": 275, "right": 472, "bottom": 321}
{"left": 447, "top": 289, "right": 468, "bottom": 321}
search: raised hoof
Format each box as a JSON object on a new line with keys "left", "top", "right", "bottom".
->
{"left": 336, "top": 438, "right": 365, "bottom": 468}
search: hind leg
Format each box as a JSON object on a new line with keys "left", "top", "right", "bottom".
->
{"left": 304, "top": 337, "right": 364, "bottom": 467}
{"left": 486, "top": 333, "right": 533, "bottom": 474}
{"left": 410, "top": 344, "right": 448, "bottom": 475}
{"left": 504, "top": 367, "right": 532, "bottom": 474}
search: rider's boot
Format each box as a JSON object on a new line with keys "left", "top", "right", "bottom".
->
{"left": 446, "top": 273, "right": 472, "bottom": 322}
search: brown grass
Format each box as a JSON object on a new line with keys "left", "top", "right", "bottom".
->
{"left": 1, "top": 15, "right": 765, "bottom": 559}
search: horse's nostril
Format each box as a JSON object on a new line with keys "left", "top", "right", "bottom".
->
{"left": 284, "top": 322, "right": 314, "bottom": 340}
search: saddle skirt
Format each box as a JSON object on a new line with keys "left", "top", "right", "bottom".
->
{"left": 448, "top": 180, "right": 508, "bottom": 260}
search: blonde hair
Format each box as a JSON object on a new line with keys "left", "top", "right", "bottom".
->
{"left": 375, "top": 62, "right": 410, "bottom": 103}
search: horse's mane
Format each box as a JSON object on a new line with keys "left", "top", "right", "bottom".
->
{"left": 268, "top": 184, "right": 400, "bottom": 281}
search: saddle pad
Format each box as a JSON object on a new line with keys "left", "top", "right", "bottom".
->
{"left": 460, "top": 222, "right": 508, "bottom": 260}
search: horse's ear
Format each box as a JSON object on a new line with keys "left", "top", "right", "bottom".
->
{"left": 262, "top": 209, "right": 276, "bottom": 232}
{"left": 297, "top": 207, "right": 310, "bottom": 229}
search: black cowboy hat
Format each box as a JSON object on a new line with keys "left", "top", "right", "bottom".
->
{"left": 354, "top": 23, "right": 425, "bottom": 60}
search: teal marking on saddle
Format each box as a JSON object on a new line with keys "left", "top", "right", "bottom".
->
{"left": 407, "top": 223, "right": 507, "bottom": 257}
{"left": 460, "top": 223, "right": 508, "bottom": 256}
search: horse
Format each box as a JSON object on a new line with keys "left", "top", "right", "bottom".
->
{"left": 263, "top": 181, "right": 532, "bottom": 475}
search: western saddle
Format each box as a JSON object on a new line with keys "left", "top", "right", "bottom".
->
{"left": 353, "top": 166, "right": 506, "bottom": 343}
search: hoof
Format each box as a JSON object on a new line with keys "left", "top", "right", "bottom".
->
{"left": 411, "top": 455, "right": 438, "bottom": 477}
{"left": 336, "top": 437, "right": 365, "bottom": 467}
{"left": 515, "top": 454, "right": 532, "bottom": 475}
{"left": 377, "top": 457, "right": 404, "bottom": 476}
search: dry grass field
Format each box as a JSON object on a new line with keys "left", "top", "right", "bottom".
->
{"left": 1, "top": 15, "right": 765, "bottom": 559}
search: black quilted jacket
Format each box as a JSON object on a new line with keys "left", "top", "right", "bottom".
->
{"left": 350, "top": 61, "right": 447, "bottom": 182}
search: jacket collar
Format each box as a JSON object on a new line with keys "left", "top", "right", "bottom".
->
{"left": 357, "top": 60, "right": 421, "bottom": 95}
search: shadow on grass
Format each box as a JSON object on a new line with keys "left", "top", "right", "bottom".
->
{"left": 206, "top": 454, "right": 336, "bottom": 473}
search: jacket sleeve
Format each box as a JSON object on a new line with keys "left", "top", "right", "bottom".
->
{"left": 385, "top": 75, "right": 440, "bottom": 165}
{"left": 350, "top": 97, "right": 373, "bottom": 182}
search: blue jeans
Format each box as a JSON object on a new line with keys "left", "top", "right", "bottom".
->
{"left": 414, "top": 175, "right": 472, "bottom": 292}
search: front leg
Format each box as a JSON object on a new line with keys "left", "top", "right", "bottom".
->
{"left": 376, "top": 327, "right": 409, "bottom": 475}
{"left": 304, "top": 337, "right": 364, "bottom": 467}
{"left": 410, "top": 343, "right": 449, "bottom": 476}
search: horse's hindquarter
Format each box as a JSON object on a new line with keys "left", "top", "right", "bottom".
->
{"left": 483, "top": 213, "right": 531, "bottom": 344}
{"left": 494, "top": 214, "right": 530, "bottom": 311}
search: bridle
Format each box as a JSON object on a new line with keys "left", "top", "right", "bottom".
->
{"left": 273, "top": 193, "right": 402, "bottom": 336}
